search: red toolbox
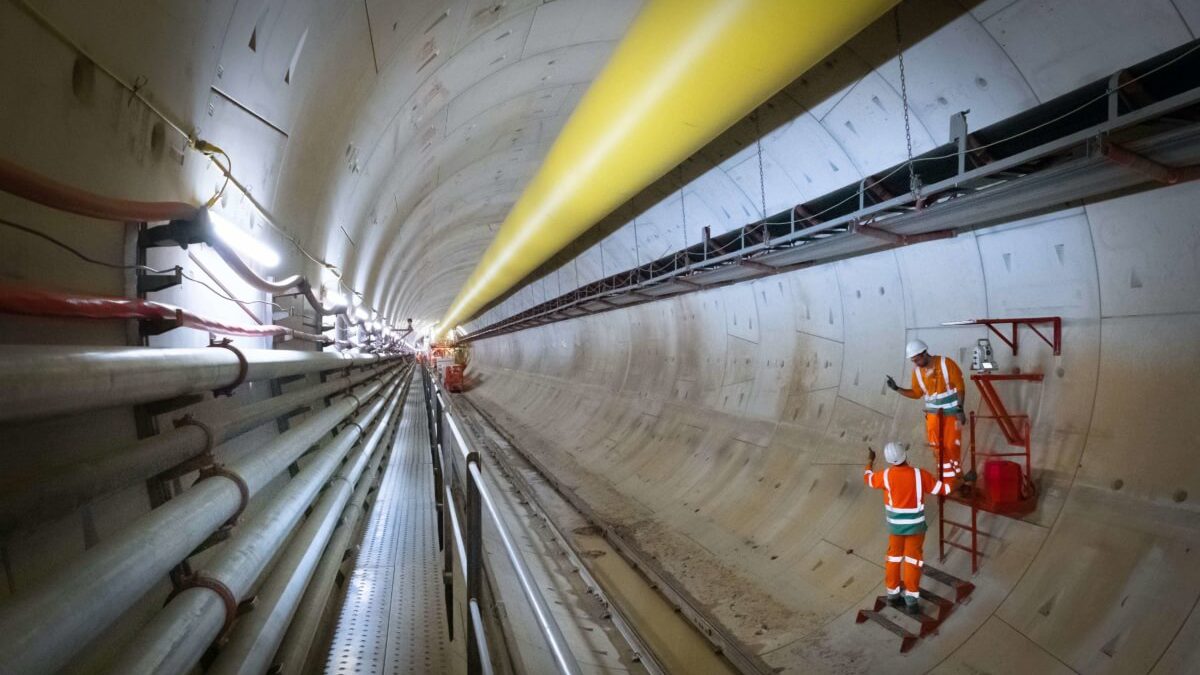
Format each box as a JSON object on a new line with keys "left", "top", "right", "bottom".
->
{"left": 983, "top": 459, "right": 1022, "bottom": 503}
{"left": 443, "top": 364, "right": 464, "bottom": 392}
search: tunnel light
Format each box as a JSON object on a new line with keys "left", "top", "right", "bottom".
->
{"left": 322, "top": 283, "right": 347, "bottom": 310}
{"left": 208, "top": 211, "right": 280, "bottom": 268}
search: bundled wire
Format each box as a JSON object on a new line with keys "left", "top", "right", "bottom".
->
{"left": 0, "top": 282, "right": 328, "bottom": 343}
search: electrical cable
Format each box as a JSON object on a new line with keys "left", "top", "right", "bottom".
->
{"left": 179, "top": 270, "right": 282, "bottom": 309}
{"left": 0, "top": 215, "right": 281, "bottom": 309}
{"left": 0, "top": 215, "right": 168, "bottom": 273}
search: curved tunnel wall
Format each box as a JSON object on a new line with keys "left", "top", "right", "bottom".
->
{"left": 466, "top": 180, "right": 1200, "bottom": 673}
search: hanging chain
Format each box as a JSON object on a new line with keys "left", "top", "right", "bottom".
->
{"left": 894, "top": 7, "right": 920, "bottom": 199}
{"left": 678, "top": 165, "right": 688, "bottom": 246}
{"left": 753, "top": 111, "right": 767, "bottom": 220}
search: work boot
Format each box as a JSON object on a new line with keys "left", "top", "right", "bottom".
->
{"left": 904, "top": 599, "right": 921, "bottom": 616}
{"left": 963, "top": 469, "right": 978, "bottom": 483}
{"left": 886, "top": 593, "right": 904, "bottom": 609}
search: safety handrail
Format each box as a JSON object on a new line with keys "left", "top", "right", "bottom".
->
{"left": 421, "top": 366, "right": 581, "bottom": 675}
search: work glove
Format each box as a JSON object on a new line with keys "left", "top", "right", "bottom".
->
{"left": 885, "top": 375, "right": 899, "bottom": 391}
{"left": 867, "top": 446, "right": 876, "bottom": 467}
{"left": 957, "top": 411, "right": 968, "bottom": 425}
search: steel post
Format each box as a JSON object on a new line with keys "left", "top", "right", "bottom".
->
{"left": 465, "top": 450, "right": 484, "bottom": 675}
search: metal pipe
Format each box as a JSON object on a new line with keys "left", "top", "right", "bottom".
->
{"left": 0, "top": 362, "right": 394, "bottom": 534}
{"left": 470, "top": 599, "right": 496, "bottom": 675}
{"left": 187, "top": 250, "right": 263, "bottom": 325}
{"left": 107, "top": 378, "right": 401, "bottom": 674}
{"left": 0, "top": 345, "right": 383, "bottom": 423}
{"left": 170, "top": 377, "right": 410, "bottom": 675}
{"left": 468, "top": 461, "right": 582, "bottom": 675}
{"left": 208, "top": 237, "right": 304, "bottom": 294}
{"left": 0, "top": 373, "right": 397, "bottom": 675}
{"left": 270, "top": 393, "right": 400, "bottom": 674}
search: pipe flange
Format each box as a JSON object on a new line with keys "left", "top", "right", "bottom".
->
{"left": 209, "top": 337, "right": 248, "bottom": 397}
{"left": 346, "top": 421, "right": 366, "bottom": 437}
{"left": 171, "top": 572, "right": 240, "bottom": 640}
{"left": 171, "top": 414, "right": 215, "bottom": 455}
{"left": 342, "top": 392, "right": 362, "bottom": 416}
{"left": 196, "top": 464, "right": 250, "bottom": 527}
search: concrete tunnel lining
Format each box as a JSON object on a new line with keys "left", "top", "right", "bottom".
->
{"left": 0, "top": 0, "right": 1198, "bottom": 673}
{"left": 464, "top": 182, "right": 1200, "bottom": 673}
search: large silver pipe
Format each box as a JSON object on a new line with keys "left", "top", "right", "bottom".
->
{"left": 206, "top": 378, "right": 409, "bottom": 675}
{"left": 0, "top": 345, "right": 384, "bottom": 422}
{"left": 271, "top": 398, "right": 398, "bottom": 673}
{"left": 108, "top": 376, "right": 406, "bottom": 674}
{"left": 0, "top": 362, "right": 394, "bottom": 534}
{"left": 0, "top": 371, "right": 398, "bottom": 675}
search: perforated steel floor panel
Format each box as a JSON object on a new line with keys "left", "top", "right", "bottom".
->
{"left": 326, "top": 385, "right": 451, "bottom": 674}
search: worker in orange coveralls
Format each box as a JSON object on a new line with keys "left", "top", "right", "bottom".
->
{"left": 864, "top": 442, "right": 954, "bottom": 614}
{"left": 886, "top": 339, "right": 973, "bottom": 485}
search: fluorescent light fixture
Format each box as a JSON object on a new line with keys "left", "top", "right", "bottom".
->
{"left": 209, "top": 211, "right": 279, "bottom": 268}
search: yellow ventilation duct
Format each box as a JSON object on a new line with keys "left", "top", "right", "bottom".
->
{"left": 440, "top": 0, "right": 898, "bottom": 334}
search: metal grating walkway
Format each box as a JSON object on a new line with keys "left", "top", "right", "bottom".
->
{"left": 325, "top": 384, "right": 451, "bottom": 674}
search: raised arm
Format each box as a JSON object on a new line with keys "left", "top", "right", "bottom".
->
{"left": 885, "top": 369, "right": 922, "bottom": 399}
{"left": 863, "top": 447, "right": 885, "bottom": 488}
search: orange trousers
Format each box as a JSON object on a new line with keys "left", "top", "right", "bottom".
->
{"left": 924, "top": 412, "right": 961, "bottom": 480}
{"left": 885, "top": 533, "right": 926, "bottom": 599}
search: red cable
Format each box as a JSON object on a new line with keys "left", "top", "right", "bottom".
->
{"left": 0, "top": 157, "right": 197, "bottom": 223}
{"left": 0, "top": 283, "right": 328, "bottom": 343}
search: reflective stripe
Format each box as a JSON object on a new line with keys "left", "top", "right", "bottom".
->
{"left": 914, "top": 469, "right": 923, "bottom": 509}
{"left": 886, "top": 556, "right": 903, "bottom": 563}
{"left": 931, "top": 481, "right": 944, "bottom": 493}
{"left": 883, "top": 468, "right": 891, "bottom": 505}
{"left": 905, "top": 590, "right": 920, "bottom": 598}
{"left": 887, "top": 587, "right": 900, "bottom": 595}
{"left": 887, "top": 515, "right": 926, "bottom": 525}
{"left": 903, "top": 557, "right": 924, "bottom": 567}
{"left": 920, "top": 357, "right": 961, "bottom": 412}
{"left": 886, "top": 504, "right": 924, "bottom": 514}
{"left": 864, "top": 469, "right": 873, "bottom": 479}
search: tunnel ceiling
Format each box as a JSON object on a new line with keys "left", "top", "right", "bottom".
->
{"left": 5, "top": 0, "right": 1199, "bottom": 327}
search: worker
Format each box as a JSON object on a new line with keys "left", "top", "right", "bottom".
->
{"left": 885, "top": 339, "right": 969, "bottom": 483}
{"left": 864, "top": 442, "right": 954, "bottom": 614}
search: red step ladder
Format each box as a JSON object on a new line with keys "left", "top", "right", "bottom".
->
{"left": 937, "top": 317, "right": 1060, "bottom": 573}
{"left": 855, "top": 565, "right": 975, "bottom": 653}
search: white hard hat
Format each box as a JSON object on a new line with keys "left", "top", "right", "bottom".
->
{"left": 884, "top": 442, "right": 907, "bottom": 465}
{"left": 905, "top": 339, "right": 929, "bottom": 359}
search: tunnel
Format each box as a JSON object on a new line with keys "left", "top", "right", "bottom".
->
{"left": 1, "top": 0, "right": 1198, "bottom": 674}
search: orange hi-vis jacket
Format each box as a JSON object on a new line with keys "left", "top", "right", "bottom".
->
{"left": 863, "top": 464, "right": 954, "bottom": 535}
{"left": 902, "top": 355, "right": 965, "bottom": 415}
